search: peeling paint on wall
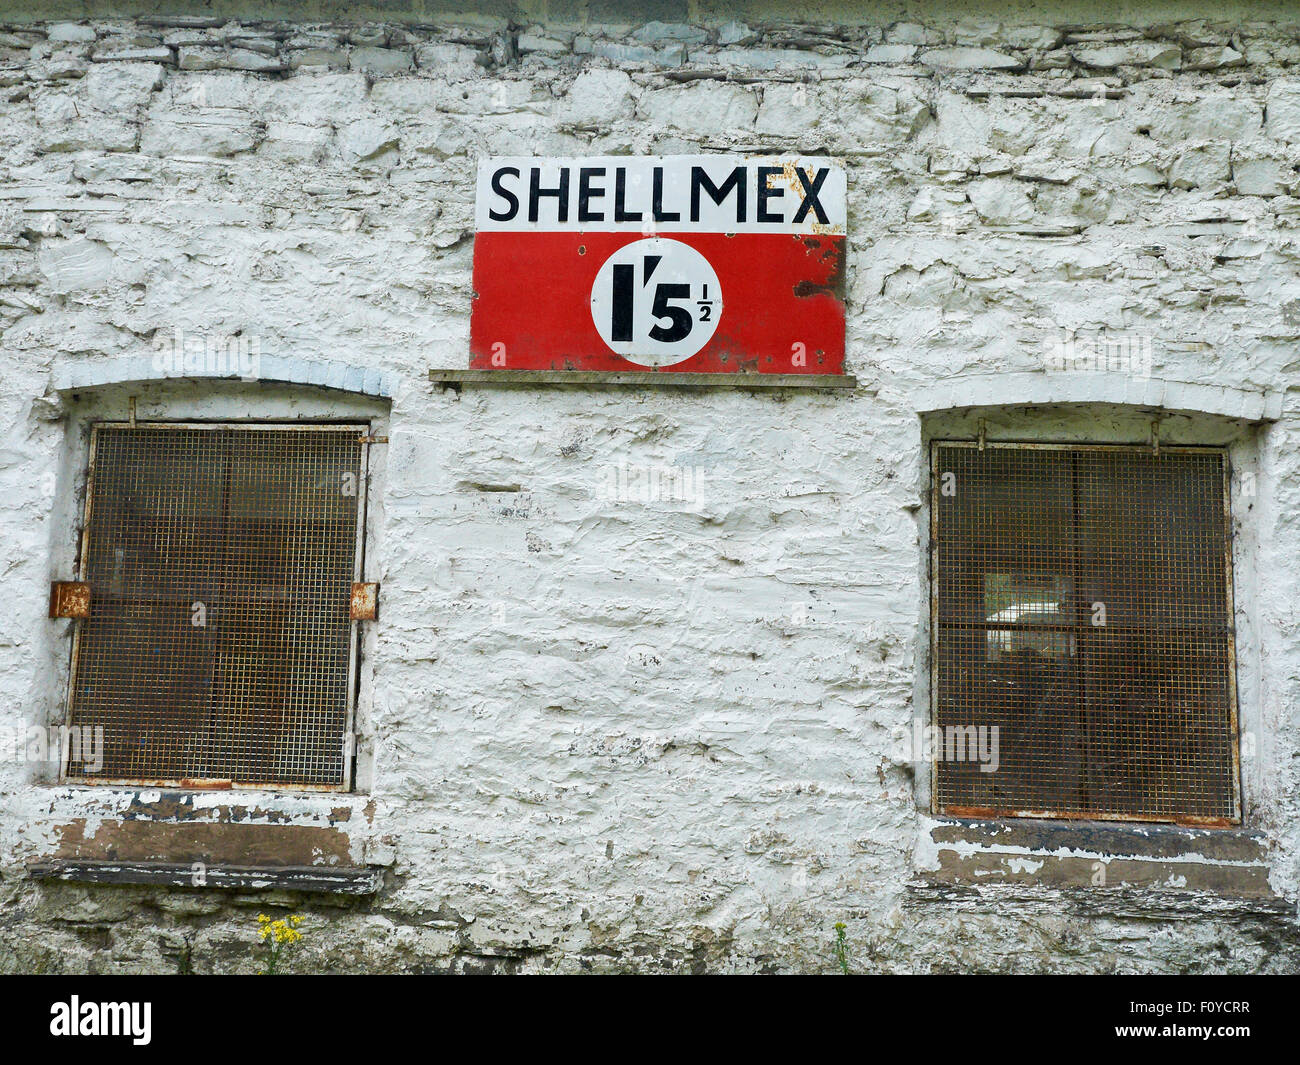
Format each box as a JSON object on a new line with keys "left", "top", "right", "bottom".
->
{"left": 0, "top": 3, "right": 1299, "bottom": 973}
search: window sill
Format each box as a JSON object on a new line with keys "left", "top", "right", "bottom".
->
{"left": 915, "top": 815, "right": 1274, "bottom": 899}
{"left": 28, "top": 860, "right": 383, "bottom": 895}
{"left": 22, "top": 784, "right": 381, "bottom": 873}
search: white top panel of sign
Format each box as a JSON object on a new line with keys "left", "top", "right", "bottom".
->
{"left": 475, "top": 156, "right": 847, "bottom": 235}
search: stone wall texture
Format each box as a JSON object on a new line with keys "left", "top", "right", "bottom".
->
{"left": 2, "top": 2, "right": 1300, "bottom": 972}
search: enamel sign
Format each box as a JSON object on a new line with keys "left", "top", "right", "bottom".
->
{"left": 470, "top": 156, "right": 847, "bottom": 374}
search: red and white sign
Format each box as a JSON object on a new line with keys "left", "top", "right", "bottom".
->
{"left": 470, "top": 156, "right": 847, "bottom": 374}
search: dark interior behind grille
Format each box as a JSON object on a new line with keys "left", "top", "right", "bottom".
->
{"left": 66, "top": 425, "right": 364, "bottom": 789}
{"left": 931, "top": 443, "right": 1239, "bottom": 824}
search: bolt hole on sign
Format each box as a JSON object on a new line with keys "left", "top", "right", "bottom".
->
{"left": 470, "top": 156, "right": 847, "bottom": 374}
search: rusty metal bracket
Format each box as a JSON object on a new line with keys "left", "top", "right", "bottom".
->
{"left": 350, "top": 582, "right": 379, "bottom": 621}
{"left": 49, "top": 581, "right": 90, "bottom": 618}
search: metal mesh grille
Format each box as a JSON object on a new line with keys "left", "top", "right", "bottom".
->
{"left": 931, "top": 443, "right": 1238, "bottom": 825}
{"left": 66, "top": 425, "right": 365, "bottom": 789}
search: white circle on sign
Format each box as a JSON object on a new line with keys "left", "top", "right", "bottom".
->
{"left": 590, "top": 238, "right": 722, "bottom": 367}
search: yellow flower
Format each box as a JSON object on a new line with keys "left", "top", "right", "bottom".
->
{"left": 253, "top": 912, "right": 308, "bottom": 970}
{"left": 259, "top": 918, "right": 305, "bottom": 944}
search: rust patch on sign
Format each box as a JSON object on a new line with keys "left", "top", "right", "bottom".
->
{"left": 793, "top": 236, "right": 845, "bottom": 301}
{"left": 794, "top": 279, "right": 836, "bottom": 300}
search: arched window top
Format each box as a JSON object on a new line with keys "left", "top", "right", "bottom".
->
{"left": 52, "top": 354, "right": 393, "bottom": 399}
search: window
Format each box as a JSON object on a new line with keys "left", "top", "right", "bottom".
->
{"left": 64, "top": 424, "right": 369, "bottom": 790}
{"left": 931, "top": 442, "right": 1239, "bottom": 825}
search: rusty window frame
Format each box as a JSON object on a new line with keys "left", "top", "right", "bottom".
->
{"left": 61, "top": 421, "right": 371, "bottom": 792}
{"left": 929, "top": 440, "right": 1241, "bottom": 827}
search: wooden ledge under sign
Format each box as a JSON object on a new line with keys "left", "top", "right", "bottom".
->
{"left": 428, "top": 370, "right": 858, "bottom": 391}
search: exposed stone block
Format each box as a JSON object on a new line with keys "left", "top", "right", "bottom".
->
{"left": 287, "top": 47, "right": 349, "bottom": 71}
{"left": 1170, "top": 143, "right": 1231, "bottom": 188}
{"left": 338, "top": 116, "right": 400, "bottom": 161}
{"left": 1233, "top": 155, "right": 1290, "bottom": 195}
{"left": 1265, "top": 79, "right": 1300, "bottom": 142}
{"left": 560, "top": 67, "right": 635, "bottom": 126}
{"left": 414, "top": 42, "right": 485, "bottom": 73}
{"left": 718, "top": 21, "right": 755, "bottom": 46}
{"left": 1071, "top": 41, "right": 1182, "bottom": 69}
{"left": 47, "top": 23, "right": 96, "bottom": 44}
{"left": 919, "top": 46, "right": 1024, "bottom": 70}
{"left": 141, "top": 110, "right": 262, "bottom": 156}
{"left": 349, "top": 46, "right": 414, "bottom": 75}
{"left": 1185, "top": 45, "right": 1245, "bottom": 69}
{"left": 92, "top": 45, "right": 173, "bottom": 65}
{"left": 632, "top": 22, "right": 708, "bottom": 45}
{"left": 81, "top": 63, "right": 164, "bottom": 111}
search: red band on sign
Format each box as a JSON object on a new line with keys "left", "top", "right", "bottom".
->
{"left": 470, "top": 231, "right": 845, "bottom": 374}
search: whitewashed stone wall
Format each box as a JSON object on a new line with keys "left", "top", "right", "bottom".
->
{"left": 1, "top": 3, "right": 1299, "bottom": 972}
